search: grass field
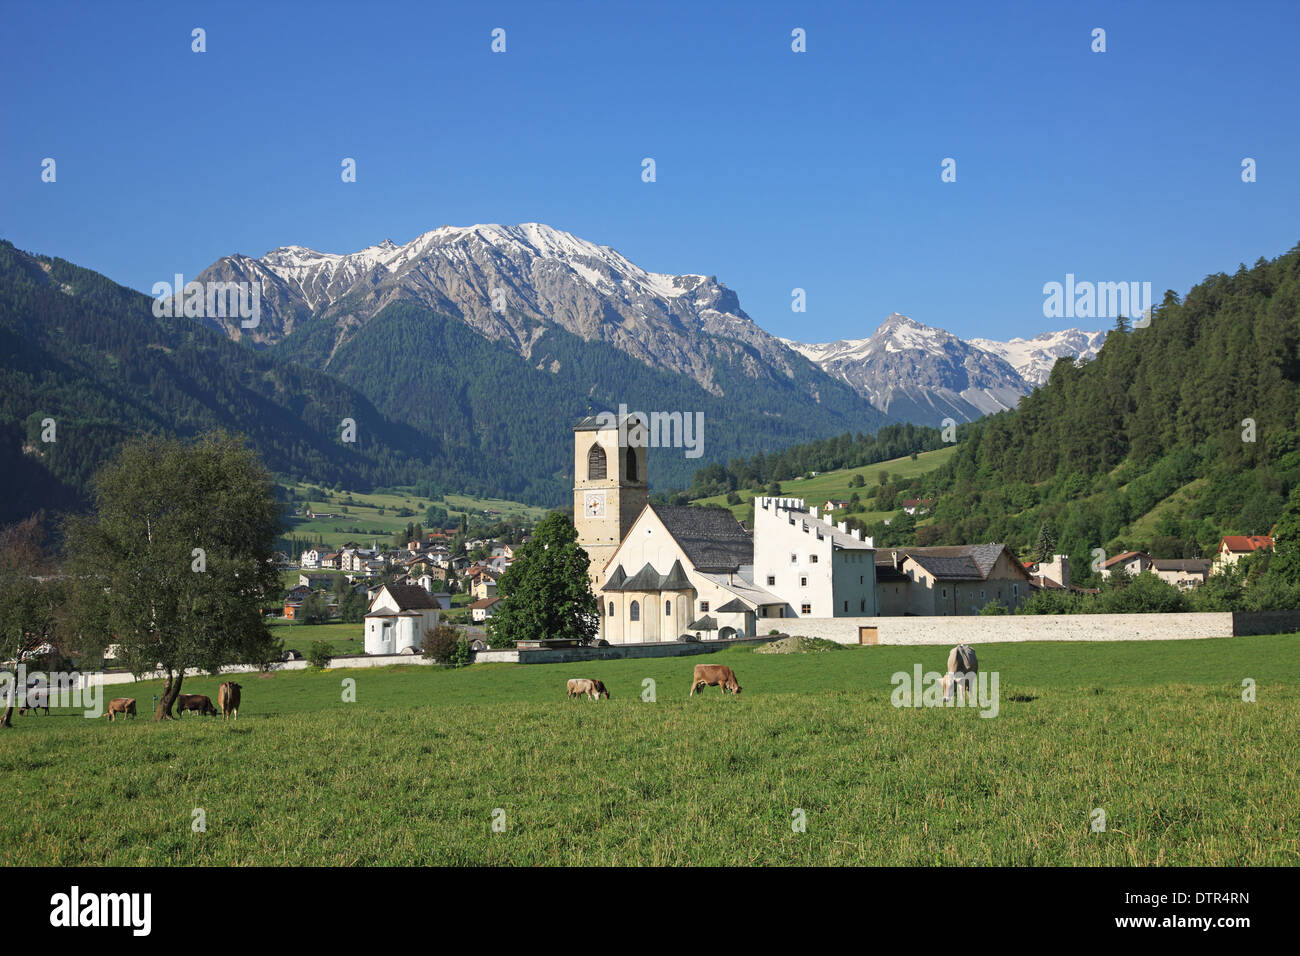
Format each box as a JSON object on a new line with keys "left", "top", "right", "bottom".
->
{"left": 266, "top": 621, "right": 364, "bottom": 656}
{"left": 2, "top": 634, "right": 1296, "bottom": 865}
{"left": 693, "top": 447, "right": 956, "bottom": 521}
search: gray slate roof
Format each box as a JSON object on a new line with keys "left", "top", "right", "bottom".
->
{"left": 604, "top": 559, "right": 694, "bottom": 592}
{"left": 892, "top": 544, "right": 1026, "bottom": 582}
{"left": 381, "top": 583, "right": 442, "bottom": 610}
{"left": 650, "top": 504, "right": 752, "bottom": 572}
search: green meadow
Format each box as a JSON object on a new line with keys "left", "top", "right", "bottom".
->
{"left": 693, "top": 447, "right": 956, "bottom": 522}
{"left": 280, "top": 480, "right": 548, "bottom": 550}
{"left": 2, "top": 634, "right": 1296, "bottom": 866}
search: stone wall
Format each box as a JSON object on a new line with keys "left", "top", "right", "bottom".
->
{"left": 777, "top": 611, "right": 1300, "bottom": 645}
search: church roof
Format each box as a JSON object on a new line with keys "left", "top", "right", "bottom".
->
{"left": 604, "top": 559, "right": 694, "bottom": 592}
{"left": 574, "top": 413, "right": 644, "bottom": 431}
{"left": 602, "top": 564, "right": 628, "bottom": 590}
{"left": 377, "top": 583, "right": 442, "bottom": 611}
{"left": 714, "top": 597, "right": 751, "bottom": 614}
{"left": 659, "top": 559, "right": 692, "bottom": 591}
{"left": 622, "top": 562, "right": 665, "bottom": 591}
{"left": 687, "top": 615, "right": 718, "bottom": 630}
{"left": 649, "top": 504, "right": 752, "bottom": 572}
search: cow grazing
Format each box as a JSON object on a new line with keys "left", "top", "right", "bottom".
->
{"left": 105, "top": 698, "right": 137, "bottom": 722}
{"left": 19, "top": 684, "right": 49, "bottom": 716}
{"left": 566, "top": 678, "right": 610, "bottom": 700}
{"left": 942, "top": 644, "right": 979, "bottom": 703}
{"left": 689, "top": 663, "right": 741, "bottom": 696}
{"left": 175, "top": 693, "right": 217, "bottom": 716}
{"left": 218, "top": 681, "right": 242, "bottom": 720}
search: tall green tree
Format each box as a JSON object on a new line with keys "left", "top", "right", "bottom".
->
{"left": 1267, "top": 486, "right": 1300, "bottom": 586}
{"left": 67, "top": 434, "right": 283, "bottom": 720}
{"left": 0, "top": 512, "right": 65, "bottom": 728}
{"left": 486, "top": 512, "right": 597, "bottom": 648}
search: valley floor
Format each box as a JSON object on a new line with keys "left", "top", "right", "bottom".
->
{"left": 2, "top": 636, "right": 1296, "bottom": 865}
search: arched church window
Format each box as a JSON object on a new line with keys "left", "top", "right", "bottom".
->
{"left": 588, "top": 444, "right": 607, "bottom": 480}
{"left": 625, "top": 446, "right": 638, "bottom": 482}
{"left": 665, "top": 600, "right": 672, "bottom": 616}
{"left": 629, "top": 601, "right": 640, "bottom": 622}
{"left": 608, "top": 601, "right": 614, "bottom": 617}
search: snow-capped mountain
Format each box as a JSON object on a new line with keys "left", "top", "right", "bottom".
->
{"left": 194, "top": 224, "right": 1104, "bottom": 432}
{"left": 194, "top": 222, "right": 816, "bottom": 399}
{"left": 968, "top": 329, "right": 1107, "bottom": 387}
{"left": 783, "top": 314, "right": 1030, "bottom": 423}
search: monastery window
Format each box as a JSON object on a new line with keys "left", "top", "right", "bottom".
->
{"left": 767, "top": 575, "right": 775, "bottom": 586}
{"left": 801, "top": 604, "right": 811, "bottom": 615}
{"left": 699, "top": 601, "right": 709, "bottom": 613}
{"left": 629, "top": 601, "right": 640, "bottom": 622}
{"left": 587, "top": 444, "right": 607, "bottom": 480}
{"left": 608, "top": 602, "right": 614, "bottom": 617}
{"left": 800, "top": 577, "right": 807, "bottom": 587}
{"left": 625, "top": 446, "right": 638, "bottom": 482}
{"left": 810, "top": 555, "right": 818, "bottom": 563}
{"left": 860, "top": 599, "right": 866, "bottom": 612}
{"left": 665, "top": 600, "right": 672, "bottom": 616}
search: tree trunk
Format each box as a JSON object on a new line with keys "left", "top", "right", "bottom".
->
{"left": 155, "top": 670, "right": 182, "bottom": 720}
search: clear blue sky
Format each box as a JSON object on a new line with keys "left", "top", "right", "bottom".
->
{"left": 2, "top": 0, "right": 1297, "bottom": 344}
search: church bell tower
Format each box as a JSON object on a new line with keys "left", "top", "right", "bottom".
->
{"left": 573, "top": 413, "right": 649, "bottom": 593}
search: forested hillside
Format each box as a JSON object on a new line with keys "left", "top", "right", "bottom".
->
{"left": 884, "top": 244, "right": 1300, "bottom": 579}
{"left": 0, "top": 241, "right": 443, "bottom": 524}
{"left": 275, "top": 300, "right": 887, "bottom": 499}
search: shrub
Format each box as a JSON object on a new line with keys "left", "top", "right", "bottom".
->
{"left": 307, "top": 641, "right": 333, "bottom": 669}
{"left": 421, "top": 622, "right": 462, "bottom": 665}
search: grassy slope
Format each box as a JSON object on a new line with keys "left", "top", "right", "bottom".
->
{"left": 2, "top": 635, "right": 1297, "bottom": 865}
{"left": 693, "top": 447, "right": 956, "bottom": 521}
{"left": 281, "top": 480, "right": 549, "bottom": 550}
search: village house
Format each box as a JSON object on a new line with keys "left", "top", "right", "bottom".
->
{"left": 1151, "top": 557, "right": 1213, "bottom": 589}
{"left": 901, "top": 498, "right": 935, "bottom": 516}
{"left": 1213, "top": 535, "right": 1273, "bottom": 573}
{"left": 1100, "top": 551, "right": 1153, "bottom": 579}
{"left": 470, "top": 596, "right": 500, "bottom": 623}
{"left": 874, "top": 545, "right": 1033, "bottom": 615}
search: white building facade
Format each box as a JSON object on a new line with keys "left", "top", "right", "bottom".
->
{"left": 752, "top": 497, "right": 878, "bottom": 618}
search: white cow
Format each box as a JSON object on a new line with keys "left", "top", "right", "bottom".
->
{"left": 942, "top": 644, "right": 978, "bottom": 703}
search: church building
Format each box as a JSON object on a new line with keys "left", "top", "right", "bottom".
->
{"left": 573, "top": 415, "right": 788, "bottom": 644}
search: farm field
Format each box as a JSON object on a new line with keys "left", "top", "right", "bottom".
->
{"left": 279, "top": 480, "right": 549, "bottom": 550}
{"left": 693, "top": 447, "right": 956, "bottom": 521}
{"left": 2, "top": 634, "right": 1296, "bottom": 866}
{"left": 266, "top": 621, "right": 364, "bottom": 656}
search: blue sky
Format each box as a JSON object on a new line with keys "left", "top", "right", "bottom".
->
{"left": 2, "top": 0, "right": 1297, "bottom": 344}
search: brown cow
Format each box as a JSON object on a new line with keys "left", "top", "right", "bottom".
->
{"left": 566, "top": 678, "right": 610, "bottom": 700}
{"left": 175, "top": 693, "right": 217, "bottom": 716}
{"left": 105, "top": 698, "right": 137, "bottom": 722}
{"left": 218, "top": 681, "right": 242, "bottom": 720}
{"left": 19, "top": 683, "right": 49, "bottom": 716}
{"left": 689, "top": 663, "right": 741, "bottom": 696}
